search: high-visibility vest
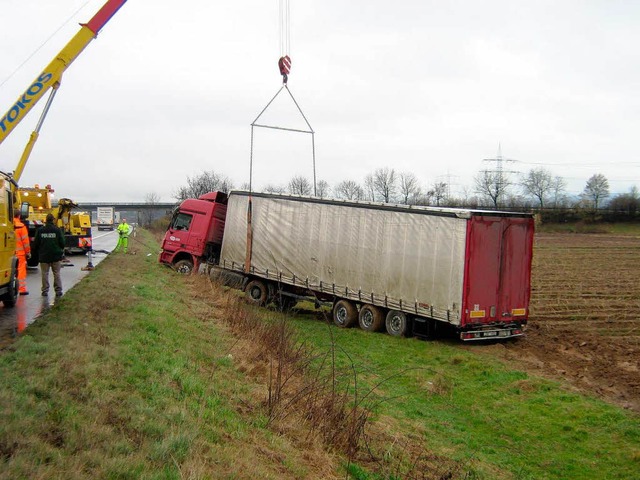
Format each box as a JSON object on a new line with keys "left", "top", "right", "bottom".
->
{"left": 117, "top": 222, "right": 130, "bottom": 237}
{"left": 14, "top": 218, "right": 31, "bottom": 257}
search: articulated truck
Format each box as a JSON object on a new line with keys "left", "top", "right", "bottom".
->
{"left": 160, "top": 191, "right": 535, "bottom": 341}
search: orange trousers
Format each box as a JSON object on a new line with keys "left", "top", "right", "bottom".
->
{"left": 17, "top": 253, "right": 27, "bottom": 293}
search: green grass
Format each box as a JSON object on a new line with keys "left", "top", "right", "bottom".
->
{"left": 287, "top": 308, "right": 640, "bottom": 479}
{"left": 0, "top": 231, "right": 329, "bottom": 479}
{"left": 537, "top": 221, "right": 640, "bottom": 234}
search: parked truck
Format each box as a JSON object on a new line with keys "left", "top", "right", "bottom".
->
{"left": 0, "top": 177, "right": 29, "bottom": 307}
{"left": 160, "top": 191, "right": 535, "bottom": 341}
{"left": 18, "top": 185, "right": 92, "bottom": 266}
{"left": 96, "top": 206, "right": 115, "bottom": 230}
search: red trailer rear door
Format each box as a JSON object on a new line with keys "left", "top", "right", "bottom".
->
{"left": 462, "top": 216, "right": 534, "bottom": 327}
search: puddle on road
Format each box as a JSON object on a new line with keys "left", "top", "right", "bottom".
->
{"left": 0, "top": 295, "right": 55, "bottom": 349}
{"left": 0, "top": 233, "right": 117, "bottom": 349}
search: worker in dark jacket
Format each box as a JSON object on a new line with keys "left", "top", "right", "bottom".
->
{"left": 32, "top": 213, "right": 65, "bottom": 297}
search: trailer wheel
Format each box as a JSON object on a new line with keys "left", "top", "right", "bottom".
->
{"left": 385, "top": 310, "right": 408, "bottom": 337}
{"left": 333, "top": 300, "right": 357, "bottom": 328}
{"left": 174, "top": 259, "right": 194, "bottom": 275}
{"left": 359, "top": 304, "right": 384, "bottom": 332}
{"left": 245, "top": 279, "right": 269, "bottom": 306}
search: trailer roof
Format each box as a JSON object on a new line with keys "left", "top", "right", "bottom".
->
{"left": 228, "top": 190, "right": 535, "bottom": 219}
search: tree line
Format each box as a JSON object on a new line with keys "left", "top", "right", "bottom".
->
{"left": 170, "top": 168, "right": 639, "bottom": 221}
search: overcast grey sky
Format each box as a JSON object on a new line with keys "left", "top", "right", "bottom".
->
{"left": 0, "top": 0, "right": 638, "bottom": 202}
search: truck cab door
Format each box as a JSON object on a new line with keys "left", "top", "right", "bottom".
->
{"left": 0, "top": 183, "right": 15, "bottom": 284}
{"left": 162, "top": 211, "right": 194, "bottom": 255}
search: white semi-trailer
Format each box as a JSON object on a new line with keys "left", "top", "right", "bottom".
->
{"left": 160, "top": 191, "right": 535, "bottom": 341}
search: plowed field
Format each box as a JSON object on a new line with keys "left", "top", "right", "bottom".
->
{"left": 473, "top": 232, "right": 640, "bottom": 412}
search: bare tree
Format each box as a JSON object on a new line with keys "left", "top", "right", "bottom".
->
{"left": 550, "top": 176, "right": 567, "bottom": 208}
{"left": 361, "top": 174, "right": 374, "bottom": 201}
{"left": 288, "top": 176, "right": 312, "bottom": 196}
{"left": 315, "top": 180, "right": 330, "bottom": 198}
{"left": 410, "top": 191, "right": 430, "bottom": 206}
{"left": 372, "top": 167, "right": 397, "bottom": 203}
{"left": 429, "top": 181, "right": 448, "bottom": 206}
{"left": 454, "top": 186, "right": 479, "bottom": 208}
{"left": 609, "top": 186, "right": 639, "bottom": 217}
{"left": 175, "top": 170, "right": 234, "bottom": 201}
{"left": 141, "top": 192, "right": 161, "bottom": 227}
{"left": 262, "top": 184, "right": 286, "bottom": 194}
{"left": 474, "top": 170, "right": 511, "bottom": 208}
{"left": 145, "top": 192, "right": 160, "bottom": 204}
{"left": 334, "top": 180, "right": 364, "bottom": 200}
{"left": 521, "top": 168, "right": 554, "bottom": 209}
{"left": 398, "top": 172, "right": 420, "bottom": 204}
{"left": 582, "top": 173, "right": 610, "bottom": 210}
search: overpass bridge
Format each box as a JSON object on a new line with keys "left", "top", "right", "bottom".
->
{"left": 76, "top": 202, "right": 177, "bottom": 226}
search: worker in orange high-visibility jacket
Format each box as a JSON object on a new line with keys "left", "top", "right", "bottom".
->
{"left": 14, "top": 211, "right": 31, "bottom": 295}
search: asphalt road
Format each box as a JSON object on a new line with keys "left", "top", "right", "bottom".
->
{"left": 0, "top": 229, "right": 119, "bottom": 348}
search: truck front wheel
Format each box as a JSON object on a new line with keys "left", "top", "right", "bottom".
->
{"left": 0, "top": 271, "right": 18, "bottom": 308}
{"left": 359, "top": 304, "right": 384, "bottom": 332}
{"left": 385, "top": 310, "right": 408, "bottom": 337}
{"left": 174, "top": 259, "right": 194, "bottom": 275}
{"left": 333, "top": 300, "right": 357, "bottom": 328}
{"left": 245, "top": 279, "right": 268, "bottom": 306}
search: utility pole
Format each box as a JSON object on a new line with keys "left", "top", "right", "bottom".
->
{"left": 482, "top": 143, "right": 518, "bottom": 207}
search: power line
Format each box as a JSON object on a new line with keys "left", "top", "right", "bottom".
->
{"left": 511, "top": 159, "right": 640, "bottom": 168}
{"left": 436, "top": 171, "right": 460, "bottom": 199}
{"left": 481, "top": 143, "right": 519, "bottom": 206}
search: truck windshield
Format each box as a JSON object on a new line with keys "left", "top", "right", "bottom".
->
{"left": 171, "top": 212, "right": 192, "bottom": 231}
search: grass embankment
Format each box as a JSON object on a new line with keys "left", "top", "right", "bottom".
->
{"left": 291, "top": 314, "right": 640, "bottom": 479}
{"left": 0, "top": 231, "right": 338, "bottom": 479}
{"left": 0, "top": 229, "right": 638, "bottom": 479}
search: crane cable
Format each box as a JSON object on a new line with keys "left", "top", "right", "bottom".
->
{"left": 278, "top": 0, "right": 291, "bottom": 84}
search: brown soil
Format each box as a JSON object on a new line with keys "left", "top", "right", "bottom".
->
{"left": 474, "top": 232, "right": 640, "bottom": 412}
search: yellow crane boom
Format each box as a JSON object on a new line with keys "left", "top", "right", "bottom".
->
{"left": 0, "top": 0, "right": 127, "bottom": 179}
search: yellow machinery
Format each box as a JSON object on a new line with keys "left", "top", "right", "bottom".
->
{"left": 18, "top": 185, "right": 92, "bottom": 266}
{"left": 0, "top": 175, "right": 28, "bottom": 306}
{"left": 0, "top": 0, "right": 126, "bottom": 305}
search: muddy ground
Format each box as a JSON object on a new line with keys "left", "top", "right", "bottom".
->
{"left": 471, "top": 233, "right": 640, "bottom": 412}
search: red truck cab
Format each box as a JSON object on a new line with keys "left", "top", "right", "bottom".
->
{"left": 159, "top": 191, "right": 228, "bottom": 274}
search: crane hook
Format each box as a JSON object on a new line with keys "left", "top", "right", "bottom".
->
{"left": 278, "top": 55, "right": 291, "bottom": 84}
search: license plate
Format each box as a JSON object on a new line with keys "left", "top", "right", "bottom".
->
{"left": 483, "top": 331, "right": 498, "bottom": 337}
